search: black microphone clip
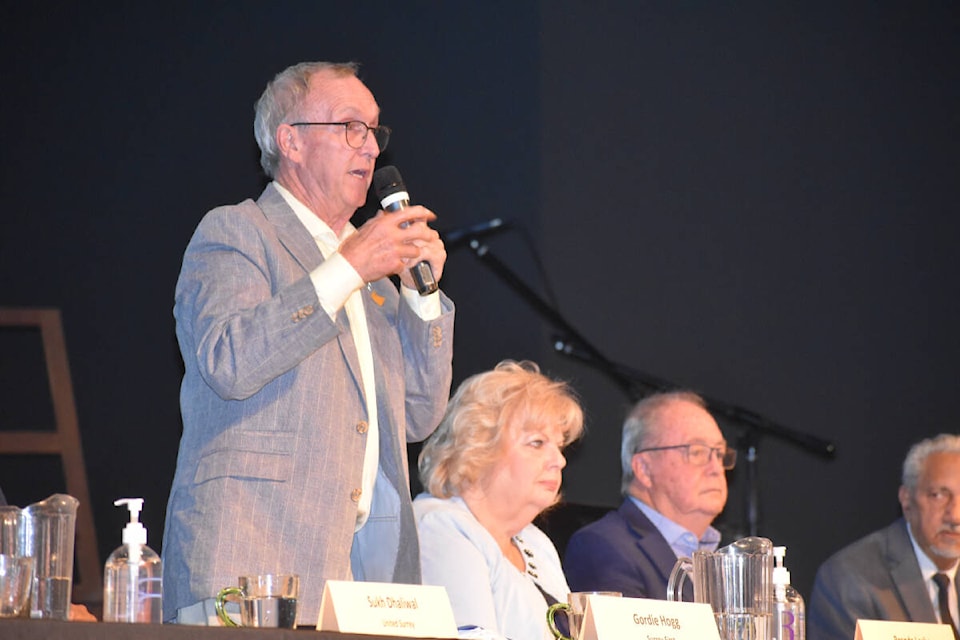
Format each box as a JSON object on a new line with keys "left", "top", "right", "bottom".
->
{"left": 442, "top": 218, "right": 511, "bottom": 249}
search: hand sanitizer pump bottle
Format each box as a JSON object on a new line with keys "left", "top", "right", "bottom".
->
{"left": 772, "top": 546, "right": 805, "bottom": 640}
{"left": 103, "top": 498, "right": 163, "bottom": 622}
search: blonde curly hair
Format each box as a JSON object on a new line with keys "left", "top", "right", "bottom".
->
{"left": 418, "top": 360, "right": 584, "bottom": 498}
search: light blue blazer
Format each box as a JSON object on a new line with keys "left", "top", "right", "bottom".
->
{"left": 161, "top": 183, "right": 454, "bottom": 625}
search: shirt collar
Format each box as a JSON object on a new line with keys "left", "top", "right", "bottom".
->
{"left": 906, "top": 520, "right": 960, "bottom": 581}
{"left": 273, "top": 180, "right": 355, "bottom": 248}
{"left": 631, "top": 496, "right": 721, "bottom": 558}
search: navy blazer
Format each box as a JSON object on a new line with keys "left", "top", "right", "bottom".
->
{"left": 563, "top": 498, "right": 684, "bottom": 600}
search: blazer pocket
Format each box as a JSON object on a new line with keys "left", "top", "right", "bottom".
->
{"left": 194, "top": 430, "right": 295, "bottom": 484}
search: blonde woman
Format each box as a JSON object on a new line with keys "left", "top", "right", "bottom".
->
{"left": 415, "top": 360, "right": 584, "bottom": 640}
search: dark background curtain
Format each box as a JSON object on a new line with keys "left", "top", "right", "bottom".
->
{"left": 1, "top": 1, "right": 958, "bottom": 599}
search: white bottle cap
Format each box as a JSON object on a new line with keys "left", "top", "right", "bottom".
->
{"left": 115, "top": 497, "right": 147, "bottom": 546}
{"left": 773, "top": 546, "right": 791, "bottom": 588}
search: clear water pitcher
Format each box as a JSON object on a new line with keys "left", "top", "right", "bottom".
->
{"left": 20, "top": 494, "right": 79, "bottom": 620}
{"left": 667, "top": 536, "right": 774, "bottom": 640}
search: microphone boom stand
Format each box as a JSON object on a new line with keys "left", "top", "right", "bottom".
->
{"left": 466, "top": 239, "right": 835, "bottom": 536}
{"left": 467, "top": 240, "right": 636, "bottom": 399}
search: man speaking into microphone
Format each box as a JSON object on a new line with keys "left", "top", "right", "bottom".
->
{"left": 162, "top": 61, "right": 454, "bottom": 627}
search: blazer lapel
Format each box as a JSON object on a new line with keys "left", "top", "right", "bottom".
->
{"left": 887, "top": 519, "right": 938, "bottom": 622}
{"left": 621, "top": 500, "right": 688, "bottom": 597}
{"left": 257, "top": 184, "right": 325, "bottom": 274}
{"left": 256, "top": 184, "right": 366, "bottom": 399}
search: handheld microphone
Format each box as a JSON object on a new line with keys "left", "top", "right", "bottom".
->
{"left": 372, "top": 166, "right": 439, "bottom": 295}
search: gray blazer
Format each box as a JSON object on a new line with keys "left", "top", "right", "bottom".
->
{"left": 807, "top": 518, "right": 937, "bottom": 640}
{"left": 161, "top": 183, "right": 454, "bottom": 625}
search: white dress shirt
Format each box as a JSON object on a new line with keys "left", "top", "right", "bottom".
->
{"left": 906, "top": 521, "right": 960, "bottom": 627}
{"left": 274, "top": 181, "right": 440, "bottom": 529}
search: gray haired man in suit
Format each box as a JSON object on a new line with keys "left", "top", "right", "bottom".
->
{"left": 162, "top": 61, "right": 454, "bottom": 626}
{"left": 564, "top": 391, "right": 733, "bottom": 599}
{"left": 808, "top": 434, "right": 960, "bottom": 640}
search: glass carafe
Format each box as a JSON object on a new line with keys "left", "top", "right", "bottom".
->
{"left": 668, "top": 536, "right": 774, "bottom": 640}
{"left": 20, "top": 494, "right": 79, "bottom": 620}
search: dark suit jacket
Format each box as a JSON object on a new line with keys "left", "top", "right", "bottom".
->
{"left": 563, "top": 498, "right": 682, "bottom": 599}
{"left": 807, "top": 518, "right": 938, "bottom": 640}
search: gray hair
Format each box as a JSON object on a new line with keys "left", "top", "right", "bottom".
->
{"left": 901, "top": 433, "right": 960, "bottom": 490}
{"left": 620, "top": 391, "right": 707, "bottom": 495}
{"left": 253, "top": 61, "right": 360, "bottom": 178}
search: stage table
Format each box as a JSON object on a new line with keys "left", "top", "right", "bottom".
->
{"left": 0, "top": 619, "right": 442, "bottom": 640}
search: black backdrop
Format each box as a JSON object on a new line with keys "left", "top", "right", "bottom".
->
{"left": 1, "top": 2, "right": 958, "bottom": 601}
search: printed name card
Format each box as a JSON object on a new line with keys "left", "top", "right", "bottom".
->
{"left": 317, "top": 580, "right": 458, "bottom": 638}
{"left": 855, "top": 619, "right": 955, "bottom": 640}
{"left": 582, "top": 595, "right": 720, "bottom": 640}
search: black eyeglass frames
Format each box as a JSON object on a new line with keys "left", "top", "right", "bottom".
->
{"left": 635, "top": 443, "right": 737, "bottom": 470}
{"left": 288, "top": 121, "right": 391, "bottom": 152}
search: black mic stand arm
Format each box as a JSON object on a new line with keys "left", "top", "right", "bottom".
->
{"left": 466, "top": 239, "right": 835, "bottom": 537}
{"left": 467, "top": 240, "right": 635, "bottom": 399}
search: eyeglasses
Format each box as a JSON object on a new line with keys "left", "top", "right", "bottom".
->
{"left": 636, "top": 443, "right": 737, "bottom": 470}
{"left": 288, "top": 121, "right": 391, "bottom": 152}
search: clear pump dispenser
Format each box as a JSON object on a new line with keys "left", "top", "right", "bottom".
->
{"left": 772, "top": 546, "right": 805, "bottom": 640}
{"left": 103, "top": 498, "right": 162, "bottom": 623}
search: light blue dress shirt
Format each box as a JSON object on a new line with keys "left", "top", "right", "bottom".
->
{"left": 630, "top": 496, "right": 721, "bottom": 559}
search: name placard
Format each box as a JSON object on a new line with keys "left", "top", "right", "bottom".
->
{"left": 317, "top": 580, "right": 458, "bottom": 638}
{"left": 582, "top": 595, "right": 720, "bottom": 640}
{"left": 855, "top": 619, "right": 955, "bottom": 640}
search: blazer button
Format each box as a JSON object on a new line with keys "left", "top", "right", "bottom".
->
{"left": 350, "top": 488, "right": 362, "bottom": 502}
{"left": 356, "top": 420, "right": 369, "bottom": 434}
{"left": 290, "top": 305, "right": 315, "bottom": 323}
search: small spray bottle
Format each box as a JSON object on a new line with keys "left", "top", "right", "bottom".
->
{"left": 103, "top": 498, "right": 163, "bottom": 623}
{"left": 772, "top": 546, "right": 805, "bottom": 640}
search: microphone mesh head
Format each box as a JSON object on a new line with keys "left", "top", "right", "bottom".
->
{"left": 373, "top": 165, "right": 405, "bottom": 199}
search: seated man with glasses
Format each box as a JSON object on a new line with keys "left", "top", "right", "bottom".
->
{"left": 563, "top": 391, "right": 734, "bottom": 599}
{"left": 808, "top": 434, "right": 960, "bottom": 640}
